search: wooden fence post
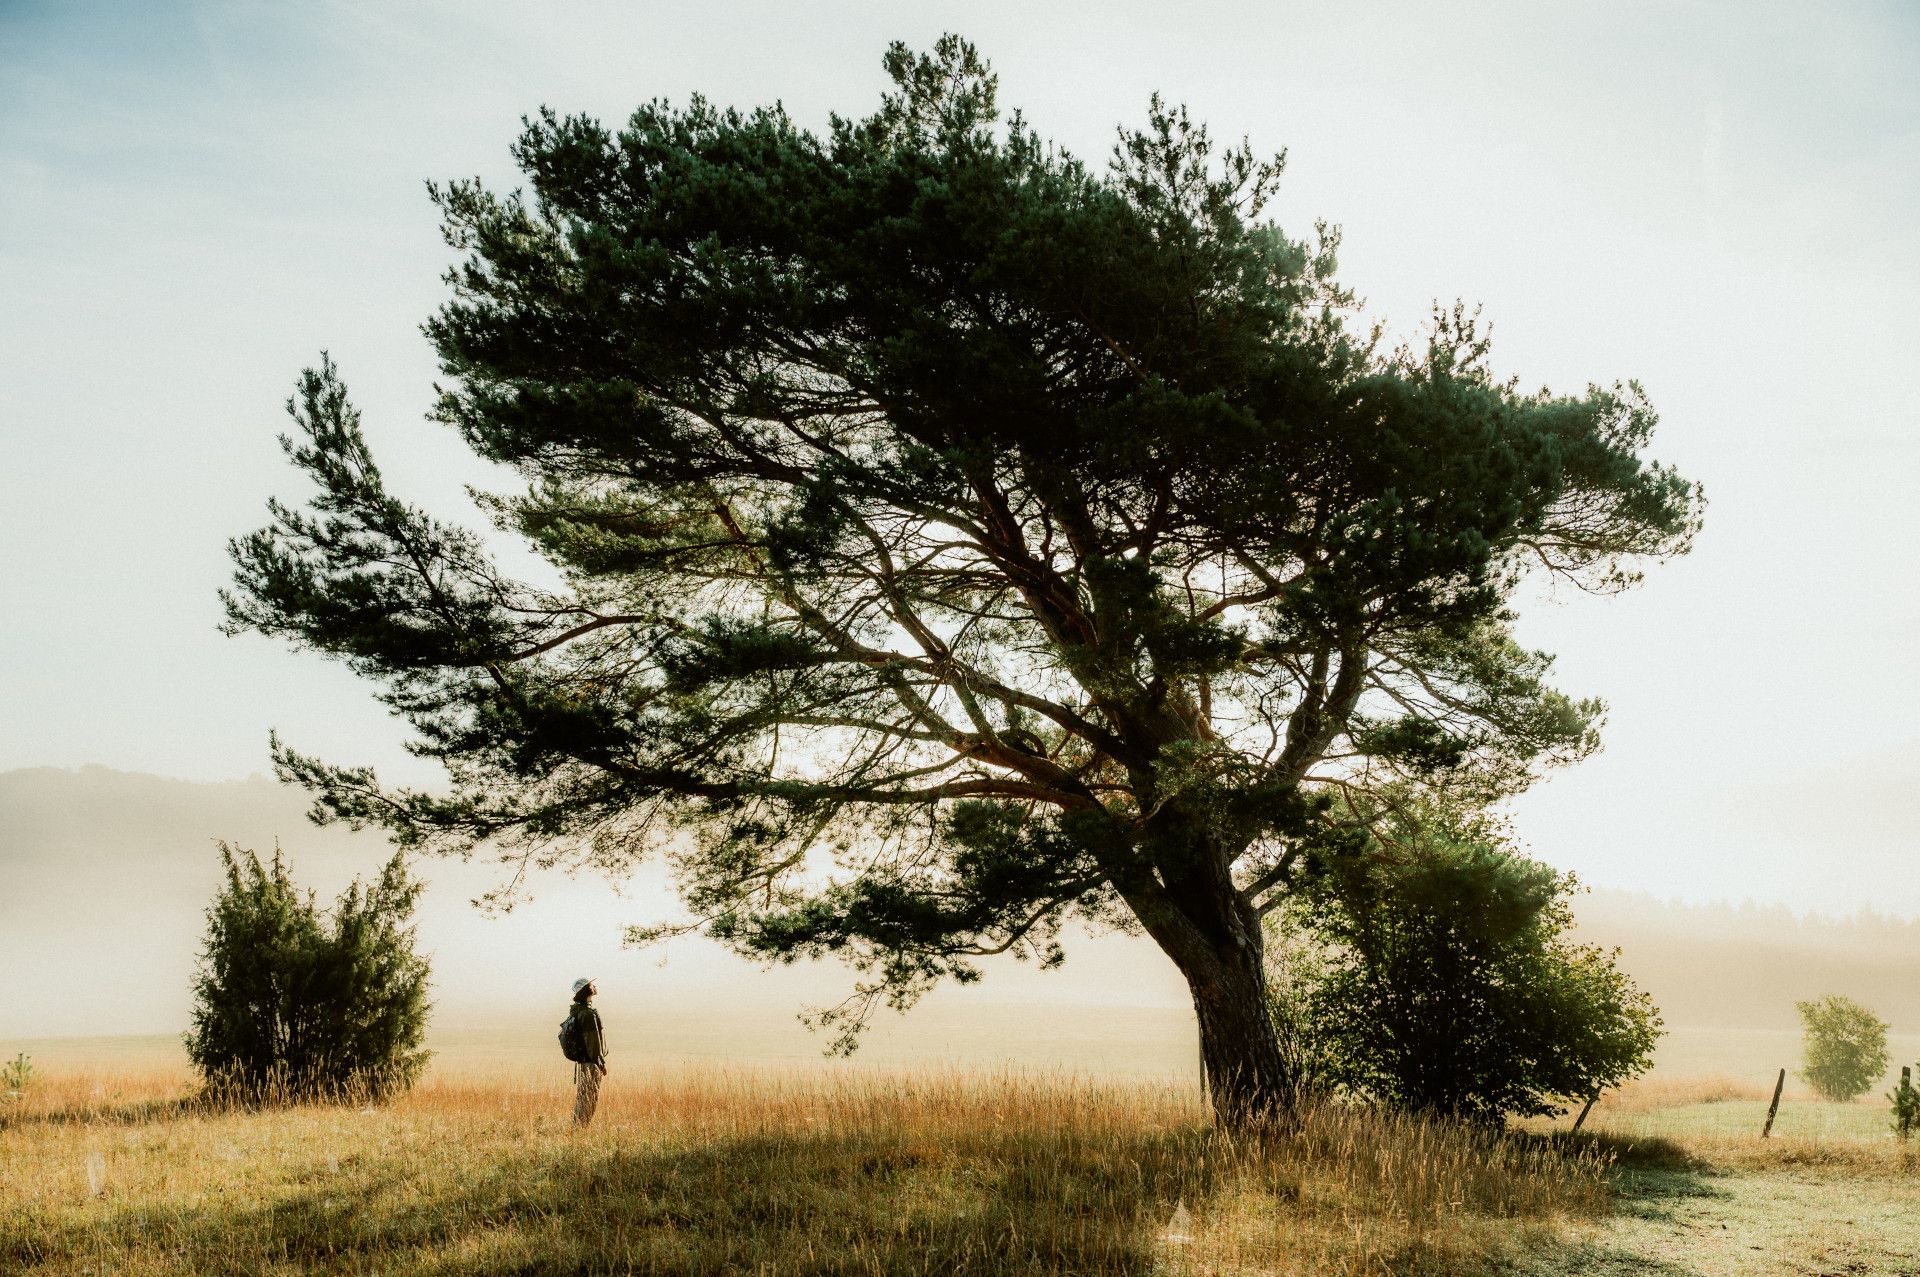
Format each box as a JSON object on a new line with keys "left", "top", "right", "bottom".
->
{"left": 1761, "top": 1067, "right": 1785, "bottom": 1138}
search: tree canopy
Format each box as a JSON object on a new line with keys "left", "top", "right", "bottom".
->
{"left": 226, "top": 35, "right": 1701, "bottom": 1124}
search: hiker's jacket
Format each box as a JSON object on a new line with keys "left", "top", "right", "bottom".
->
{"left": 571, "top": 1000, "right": 606, "bottom": 1068}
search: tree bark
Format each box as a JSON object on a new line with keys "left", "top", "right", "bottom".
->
{"left": 1120, "top": 807, "right": 1298, "bottom": 1129}
{"left": 1184, "top": 932, "right": 1296, "bottom": 1129}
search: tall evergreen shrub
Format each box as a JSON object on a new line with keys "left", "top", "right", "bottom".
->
{"left": 186, "top": 844, "right": 430, "bottom": 1100}
{"left": 1889, "top": 1069, "right": 1920, "bottom": 1140}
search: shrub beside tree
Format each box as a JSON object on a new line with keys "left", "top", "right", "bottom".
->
{"left": 1270, "top": 805, "right": 1660, "bottom": 1122}
{"left": 1796, "top": 994, "right": 1889, "bottom": 1102}
{"left": 186, "top": 844, "right": 431, "bottom": 1100}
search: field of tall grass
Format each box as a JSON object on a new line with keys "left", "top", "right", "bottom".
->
{"left": 3, "top": 1060, "right": 1615, "bottom": 1276}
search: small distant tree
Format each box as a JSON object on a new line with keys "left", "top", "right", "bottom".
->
{"left": 186, "top": 844, "right": 431, "bottom": 1101}
{"left": 1796, "top": 995, "right": 1888, "bottom": 1102}
{"left": 1271, "top": 802, "right": 1660, "bottom": 1122}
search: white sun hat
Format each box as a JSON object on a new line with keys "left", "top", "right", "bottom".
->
{"left": 571, "top": 977, "right": 594, "bottom": 996}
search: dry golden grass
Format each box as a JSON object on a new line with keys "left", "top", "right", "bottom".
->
{"left": 1587, "top": 1072, "right": 1774, "bottom": 1114}
{"left": 1, "top": 1061, "right": 1614, "bottom": 1276}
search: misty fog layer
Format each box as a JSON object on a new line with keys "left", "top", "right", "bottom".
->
{"left": 0, "top": 767, "right": 1197, "bottom": 1073}
{"left": 5, "top": 767, "right": 1917, "bottom": 1084}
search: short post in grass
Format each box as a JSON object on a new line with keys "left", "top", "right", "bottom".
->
{"left": 1761, "top": 1067, "right": 1785, "bottom": 1138}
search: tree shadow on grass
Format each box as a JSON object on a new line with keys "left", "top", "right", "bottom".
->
{"left": 10, "top": 1127, "right": 1213, "bottom": 1276}
{"left": 1509, "top": 1130, "right": 1727, "bottom": 1276}
{"left": 8, "top": 1118, "right": 1719, "bottom": 1276}
{"left": 0, "top": 1086, "right": 372, "bottom": 1132}
{"left": 0, "top": 1094, "right": 210, "bottom": 1130}
{"left": 1564, "top": 1127, "right": 1732, "bottom": 1220}
{"left": 1526, "top": 1242, "right": 1702, "bottom": 1277}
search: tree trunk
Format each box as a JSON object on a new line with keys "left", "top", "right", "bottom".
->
{"left": 1186, "top": 936, "right": 1296, "bottom": 1129}
{"left": 1123, "top": 806, "right": 1297, "bottom": 1129}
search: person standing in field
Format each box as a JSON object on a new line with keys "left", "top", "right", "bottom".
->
{"left": 565, "top": 977, "right": 607, "bottom": 1128}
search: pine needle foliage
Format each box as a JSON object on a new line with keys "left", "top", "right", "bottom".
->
{"left": 185, "top": 844, "right": 431, "bottom": 1101}
{"left": 0, "top": 1053, "right": 30, "bottom": 1104}
{"left": 1889, "top": 1070, "right": 1920, "bottom": 1141}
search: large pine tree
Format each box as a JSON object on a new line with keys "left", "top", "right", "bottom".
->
{"left": 226, "top": 36, "right": 1700, "bottom": 1125}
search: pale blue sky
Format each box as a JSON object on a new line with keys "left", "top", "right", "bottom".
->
{"left": 4, "top": 0, "right": 1917, "bottom": 913}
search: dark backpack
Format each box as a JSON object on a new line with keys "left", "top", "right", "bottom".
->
{"left": 558, "top": 1009, "right": 589, "bottom": 1063}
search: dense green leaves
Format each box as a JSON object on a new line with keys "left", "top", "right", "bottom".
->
{"left": 1270, "top": 804, "right": 1661, "bottom": 1121}
{"left": 1797, "top": 994, "right": 1890, "bottom": 1102}
{"left": 185, "top": 845, "right": 431, "bottom": 1100}
{"left": 226, "top": 35, "right": 1699, "bottom": 1072}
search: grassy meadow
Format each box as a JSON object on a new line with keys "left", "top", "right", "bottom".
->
{"left": 5, "top": 1052, "right": 1918, "bottom": 1276}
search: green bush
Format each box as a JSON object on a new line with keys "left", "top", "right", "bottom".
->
{"left": 186, "top": 844, "right": 431, "bottom": 1101}
{"left": 1796, "top": 994, "right": 1889, "bottom": 1102}
{"left": 1270, "top": 812, "right": 1660, "bottom": 1122}
{"left": 1, "top": 1052, "right": 31, "bottom": 1103}
{"left": 1890, "top": 1070, "right": 1920, "bottom": 1140}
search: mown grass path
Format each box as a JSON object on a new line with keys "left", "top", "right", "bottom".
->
{"left": 1534, "top": 1087, "right": 1920, "bottom": 1276}
{"left": 1539, "top": 1169, "right": 1920, "bottom": 1275}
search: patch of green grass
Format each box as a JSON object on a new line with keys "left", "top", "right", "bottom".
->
{"left": 1527, "top": 1091, "right": 1920, "bottom": 1275}
{"left": 1601, "top": 1097, "right": 1893, "bottom": 1144}
{"left": 1533, "top": 1168, "right": 1920, "bottom": 1277}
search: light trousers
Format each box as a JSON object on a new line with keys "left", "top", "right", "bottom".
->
{"left": 573, "top": 1062, "right": 602, "bottom": 1127}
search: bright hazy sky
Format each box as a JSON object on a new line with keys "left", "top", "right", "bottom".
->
{"left": 4, "top": 1, "right": 1917, "bottom": 915}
